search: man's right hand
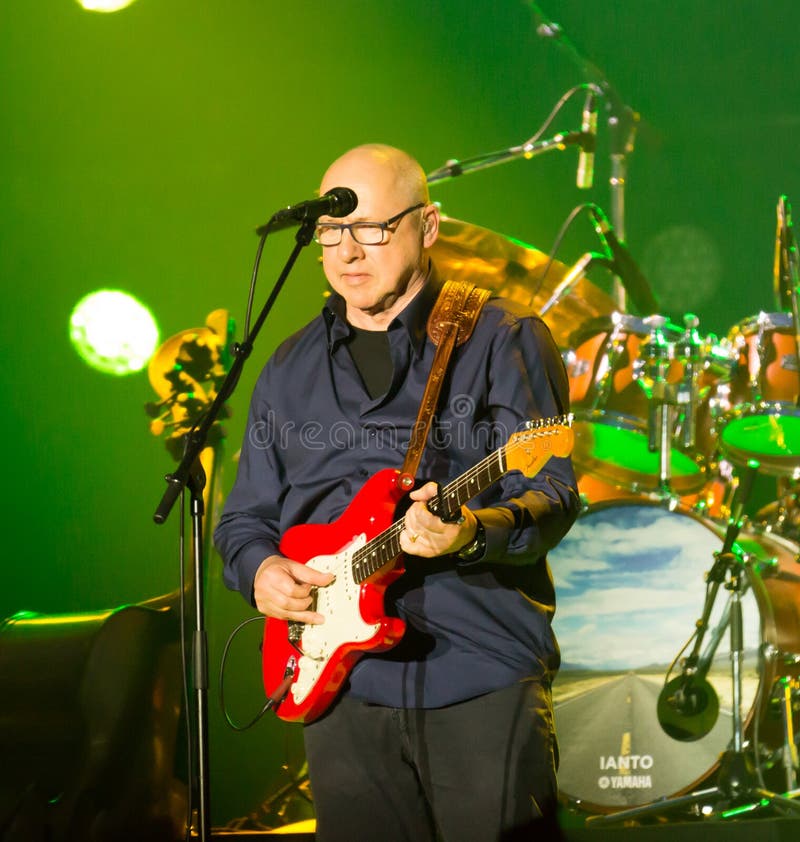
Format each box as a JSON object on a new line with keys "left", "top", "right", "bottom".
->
{"left": 253, "top": 555, "right": 335, "bottom": 624}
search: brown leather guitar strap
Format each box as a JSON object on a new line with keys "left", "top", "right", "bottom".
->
{"left": 397, "top": 280, "right": 491, "bottom": 491}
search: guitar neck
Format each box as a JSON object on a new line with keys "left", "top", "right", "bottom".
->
{"left": 350, "top": 414, "right": 571, "bottom": 584}
{"left": 351, "top": 447, "right": 506, "bottom": 584}
{"left": 434, "top": 449, "right": 506, "bottom": 515}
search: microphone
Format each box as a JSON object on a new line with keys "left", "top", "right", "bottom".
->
{"left": 587, "top": 205, "right": 658, "bottom": 314}
{"left": 576, "top": 91, "right": 597, "bottom": 190}
{"left": 256, "top": 187, "right": 358, "bottom": 235}
{"left": 539, "top": 251, "right": 611, "bottom": 315}
{"left": 656, "top": 673, "right": 720, "bottom": 742}
{"left": 720, "top": 458, "right": 759, "bottom": 559}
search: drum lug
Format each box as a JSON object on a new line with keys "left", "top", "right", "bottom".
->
{"left": 762, "top": 642, "right": 800, "bottom": 667}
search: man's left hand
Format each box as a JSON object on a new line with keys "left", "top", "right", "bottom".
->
{"left": 400, "top": 481, "right": 477, "bottom": 557}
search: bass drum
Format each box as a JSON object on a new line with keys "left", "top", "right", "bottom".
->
{"left": 549, "top": 499, "right": 800, "bottom": 813}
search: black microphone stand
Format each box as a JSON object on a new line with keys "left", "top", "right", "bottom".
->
{"left": 588, "top": 460, "right": 800, "bottom": 826}
{"left": 425, "top": 123, "right": 589, "bottom": 186}
{"left": 528, "top": 1, "right": 639, "bottom": 311}
{"left": 153, "top": 217, "right": 317, "bottom": 842}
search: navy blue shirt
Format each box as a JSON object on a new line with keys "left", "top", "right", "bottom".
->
{"left": 214, "top": 273, "right": 580, "bottom": 708}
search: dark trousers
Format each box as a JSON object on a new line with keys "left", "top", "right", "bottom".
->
{"left": 303, "top": 679, "right": 562, "bottom": 842}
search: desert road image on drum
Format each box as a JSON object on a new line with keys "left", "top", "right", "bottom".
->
{"left": 549, "top": 502, "right": 768, "bottom": 810}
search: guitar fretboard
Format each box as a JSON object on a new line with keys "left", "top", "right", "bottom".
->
{"left": 349, "top": 414, "right": 569, "bottom": 584}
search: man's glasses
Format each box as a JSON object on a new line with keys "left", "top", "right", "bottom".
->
{"left": 314, "top": 203, "right": 425, "bottom": 247}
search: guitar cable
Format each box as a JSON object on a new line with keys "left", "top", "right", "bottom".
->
{"left": 218, "top": 614, "right": 291, "bottom": 731}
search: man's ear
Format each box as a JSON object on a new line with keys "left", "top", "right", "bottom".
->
{"left": 422, "top": 204, "right": 440, "bottom": 248}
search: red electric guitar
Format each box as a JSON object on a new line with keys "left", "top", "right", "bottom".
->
{"left": 261, "top": 415, "right": 574, "bottom": 722}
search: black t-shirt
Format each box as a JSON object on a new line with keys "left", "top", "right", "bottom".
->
{"left": 346, "top": 325, "right": 393, "bottom": 399}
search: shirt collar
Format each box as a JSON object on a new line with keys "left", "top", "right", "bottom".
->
{"left": 322, "top": 260, "right": 442, "bottom": 357}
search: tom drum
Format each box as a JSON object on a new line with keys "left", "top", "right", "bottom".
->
{"left": 719, "top": 312, "right": 800, "bottom": 475}
{"left": 566, "top": 314, "right": 708, "bottom": 495}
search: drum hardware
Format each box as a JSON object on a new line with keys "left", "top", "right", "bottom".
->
{"left": 653, "top": 462, "right": 761, "bottom": 746}
{"left": 588, "top": 460, "right": 800, "bottom": 825}
{"left": 754, "top": 477, "right": 800, "bottom": 542}
{"left": 767, "top": 676, "right": 800, "bottom": 792}
{"left": 675, "top": 314, "right": 704, "bottom": 452}
{"left": 637, "top": 314, "right": 704, "bottom": 496}
{"left": 567, "top": 312, "right": 710, "bottom": 496}
{"left": 567, "top": 307, "right": 733, "bottom": 498}
{"left": 643, "top": 315, "right": 677, "bottom": 494}
{"left": 222, "top": 761, "right": 313, "bottom": 832}
{"left": 686, "top": 458, "right": 737, "bottom": 523}
{"left": 593, "top": 312, "right": 636, "bottom": 411}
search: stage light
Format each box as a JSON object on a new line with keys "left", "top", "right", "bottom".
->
{"left": 76, "top": 0, "right": 138, "bottom": 12}
{"left": 69, "top": 289, "right": 160, "bottom": 376}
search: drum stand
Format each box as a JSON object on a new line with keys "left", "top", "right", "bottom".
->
{"left": 645, "top": 314, "right": 704, "bottom": 498}
{"left": 587, "top": 462, "right": 800, "bottom": 827}
{"left": 642, "top": 315, "right": 677, "bottom": 496}
{"left": 774, "top": 676, "right": 800, "bottom": 793}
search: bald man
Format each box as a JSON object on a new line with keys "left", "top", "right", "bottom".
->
{"left": 215, "top": 144, "right": 578, "bottom": 841}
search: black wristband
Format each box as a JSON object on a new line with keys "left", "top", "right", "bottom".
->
{"left": 457, "top": 519, "right": 486, "bottom": 561}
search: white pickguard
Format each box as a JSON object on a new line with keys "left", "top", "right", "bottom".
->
{"left": 290, "top": 533, "right": 381, "bottom": 706}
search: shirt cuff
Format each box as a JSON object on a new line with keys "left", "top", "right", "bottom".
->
{"left": 231, "top": 539, "right": 280, "bottom": 606}
{"left": 455, "top": 507, "right": 515, "bottom": 565}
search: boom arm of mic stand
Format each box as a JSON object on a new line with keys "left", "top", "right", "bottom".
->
{"left": 666, "top": 460, "right": 760, "bottom": 684}
{"left": 527, "top": 1, "right": 639, "bottom": 154}
{"left": 527, "top": 2, "right": 639, "bottom": 309}
{"left": 719, "top": 458, "right": 760, "bottom": 558}
{"left": 426, "top": 130, "right": 586, "bottom": 185}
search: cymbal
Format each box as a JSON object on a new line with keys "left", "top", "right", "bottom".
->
{"left": 147, "top": 308, "right": 231, "bottom": 401}
{"left": 429, "top": 215, "right": 617, "bottom": 347}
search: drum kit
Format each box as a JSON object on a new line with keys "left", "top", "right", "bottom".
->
{"left": 431, "top": 215, "right": 800, "bottom": 818}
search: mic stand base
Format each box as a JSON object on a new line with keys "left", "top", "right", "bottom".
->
{"left": 585, "top": 760, "right": 800, "bottom": 827}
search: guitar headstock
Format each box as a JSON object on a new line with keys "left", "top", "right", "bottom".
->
{"left": 505, "top": 415, "right": 574, "bottom": 476}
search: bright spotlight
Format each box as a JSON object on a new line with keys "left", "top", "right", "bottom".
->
{"left": 69, "top": 289, "right": 160, "bottom": 376}
{"left": 76, "top": 0, "right": 138, "bottom": 12}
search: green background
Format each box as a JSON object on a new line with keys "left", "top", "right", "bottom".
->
{"left": 2, "top": 0, "right": 799, "bottom": 827}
